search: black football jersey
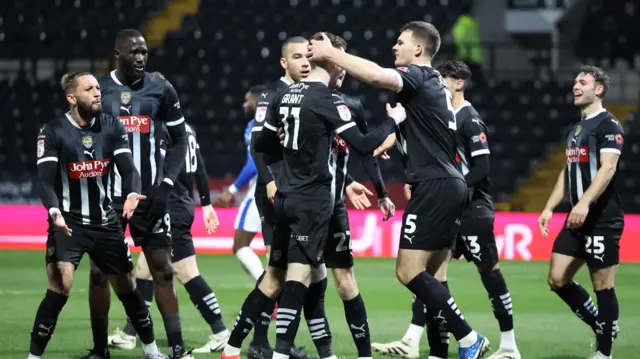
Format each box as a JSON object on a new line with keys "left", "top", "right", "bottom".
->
{"left": 159, "top": 123, "right": 207, "bottom": 226}
{"left": 455, "top": 102, "right": 493, "bottom": 213}
{"left": 564, "top": 109, "right": 624, "bottom": 228}
{"left": 99, "top": 71, "right": 185, "bottom": 202}
{"left": 393, "top": 64, "right": 463, "bottom": 182}
{"left": 255, "top": 80, "right": 395, "bottom": 200}
{"left": 36, "top": 113, "right": 130, "bottom": 225}
{"left": 251, "top": 78, "right": 290, "bottom": 195}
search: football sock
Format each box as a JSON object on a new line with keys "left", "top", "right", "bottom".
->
{"left": 251, "top": 299, "right": 275, "bottom": 345}
{"left": 29, "top": 290, "right": 68, "bottom": 356}
{"left": 595, "top": 288, "right": 619, "bottom": 357}
{"left": 304, "top": 278, "right": 332, "bottom": 359}
{"left": 226, "top": 287, "right": 273, "bottom": 352}
{"left": 553, "top": 281, "right": 598, "bottom": 332}
{"left": 162, "top": 313, "right": 185, "bottom": 358}
{"left": 88, "top": 272, "right": 111, "bottom": 356}
{"left": 123, "top": 278, "right": 153, "bottom": 336}
{"left": 481, "top": 269, "right": 517, "bottom": 349}
{"left": 411, "top": 294, "right": 427, "bottom": 327}
{"left": 274, "top": 281, "right": 308, "bottom": 357}
{"left": 405, "top": 272, "right": 474, "bottom": 344}
{"left": 116, "top": 291, "right": 156, "bottom": 345}
{"left": 184, "top": 275, "right": 227, "bottom": 334}
{"left": 343, "top": 294, "right": 372, "bottom": 358}
{"left": 426, "top": 281, "right": 449, "bottom": 358}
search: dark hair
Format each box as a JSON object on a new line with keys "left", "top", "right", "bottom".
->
{"left": 308, "top": 32, "right": 348, "bottom": 70}
{"left": 60, "top": 72, "right": 92, "bottom": 93}
{"left": 400, "top": 21, "right": 441, "bottom": 57}
{"left": 281, "top": 36, "right": 308, "bottom": 58}
{"left": 248, "top": 84, "right": 268, "bottom": 95}
{"left": 437, "top": 60, "right": 472, "bottom": 82}
{"left": 579, "top": 65, "right": 610, "bottom": 98}
{"left": 115, "top": 28, "right": 145, "bottom": 49}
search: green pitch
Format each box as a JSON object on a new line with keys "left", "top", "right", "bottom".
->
{"left": 2, "top": 250, "right": 639, "bottom": 358}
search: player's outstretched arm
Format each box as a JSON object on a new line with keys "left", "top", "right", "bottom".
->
{"left": 307, "top": 33, "right": 401, "bottom": 91}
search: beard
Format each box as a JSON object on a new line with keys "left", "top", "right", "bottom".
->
{"left": 78, "top": 101, "right": 100, "bottom": 118}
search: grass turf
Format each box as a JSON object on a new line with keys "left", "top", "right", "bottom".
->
{"left": 2, "top": 250, "right": 638, "bottom": 358}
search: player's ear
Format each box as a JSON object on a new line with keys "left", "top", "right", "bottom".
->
{"left": 280, "top": 57, "right": 287, "bottom": 70}
{"left": 114, "top": 49, "right": 120, "bottom": 59}
{"left": 595, "top": 84, "right": 604, "bottom": 97}
{"left": 414, "top": 44, "right": 423, "bottom": 58}
{"left": 66, "top": 93, "right": 77, "bottom": 106}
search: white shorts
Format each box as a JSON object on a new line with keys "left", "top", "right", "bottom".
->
{"left": 234, "top": 196, "right": 262, "bottom": 233}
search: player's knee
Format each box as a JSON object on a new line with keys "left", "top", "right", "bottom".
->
{"left": 333, "top": 268, "right": 359, "bottom": 300}
{"left": 258, "top": 270, "right": 284, "bottom": 298}
{"left": 149, "top": 261, "right": 174, "bottom": 285}
{"left": 89, "top": 266, "right": 109, "bottom": 288}
{"left": 590, "top": 268, "right": 615, "bottom": 291}
{"left": 173, "top": 258, "right": 200, "bottom": 285}
{"left": 396, "top": 265, "right": 418, "bottom": 286}
{"left": 547, "top": 273, "right": 568, "bottom": 290}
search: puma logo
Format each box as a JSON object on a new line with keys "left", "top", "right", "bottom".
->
{"left": 84, "top": 149, "right": 95, "bottom": 158}
{"left": 403, "top": 234, "right": 414, "bottom": 244}
{"left": 120, "top": 105, "right": 131, "bottom": 114}
{"left": 596, "top": 321, "right": 605, "bottom": 333}
{"left": 472, "top": 252, "right": 482, "bottom": 262}
{"left": 350, "top": 323, "right": 366, "bottom": 333}
{"left": 594, "top": 254, "right": 605, "bottom": 262}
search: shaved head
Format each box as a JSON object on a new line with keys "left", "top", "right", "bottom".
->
{"left": 281, "top": 36, "right": 308, "bottom": 58}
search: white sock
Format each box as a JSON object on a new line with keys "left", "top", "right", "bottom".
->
{"left": 458, "top": 330, "right": 478, "bottom": 348}
{"left": 273, "top": 352, "right": 290, "bottom": 359}
{"left": 322, "top": 356, "right": 338, "bottom": 359}
{"left": 224, "top": 344, "right": 241, "bottom": 356}
{"left": 358, "top": 357, "right": 373, "bottom": 359}
{"left": 236, "top": 246, "right": 264, "bottom": 280}
{"left": 142, "top": 341, "right": 159, "bottom": 356}
{"left": 500, "top": 329, "right": 517, "bottom": 350}
{"left": 403, "top": 323, "right": 425, "bottom": 344}
{"left": 28, "top": 355, "right": 41, "bottom": 359}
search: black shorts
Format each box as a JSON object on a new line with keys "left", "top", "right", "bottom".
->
{"left": 269, "top": 194, "right": 332, "bottom": 268}
{"left": 255, "top": 194, "right": 275, "bottom": 247}
{"left": 324, "top": 201, "right": 353, "bottom": 269}
{"left": 170, "top": 215, "right": 196, "bottom": 263}
{"left": 552, "top": 226, "right": 622, "bottom": 269}
{"left": 453, "top": 215, "right": 499, "bottom": 270}
{"left": 399, "top": 178, "right": 467, "bottom": 251}
{"left": 46, "top": 219, "right": 133, "bottom": 275}
{"left": 115, "top": 199, "right": 171, "bottom": 252}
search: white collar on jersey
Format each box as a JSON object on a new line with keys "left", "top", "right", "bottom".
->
{"left": 301, "top": 79, "right": 325, "bottom": 83}
{"left": 582, "top": 108, "right": 607, "bottom": 121}
{"left": 453, "top": 100, "right": 472, "bottom": 115}
{"left": 280, "top": 76, "right": 292, "bottom": 85}
{"left": 65, "top": 112, "right": 96, "bottom": 128}
{"left": 419, "top": 62, "right": 432, "bottom": 67}
{"left": 110, "top": 70, "right": 142, "bottom": 86}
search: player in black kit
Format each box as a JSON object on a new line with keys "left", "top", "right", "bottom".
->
{"left": 88, "top": 29, "right": 192, "bottom": 359}
{"left": 307, "top": 22, "right": 489, "bottom": 358}
{"left": 539, "top": 65, "right": 623, "bottom": 359}
{"left": 28, "top": 72, "right": 165, "bottom": 359}
{"left": 108, "top": 118, "right": 230, "bottom": 354}
{"left": 252, "top": 33, "right": 404, "bottom": 359}
{"left": 220, "top": 36, "right": 318, "bottom": 359}
{"left": 372, "top": 61, "right": 520, "bottom": 359}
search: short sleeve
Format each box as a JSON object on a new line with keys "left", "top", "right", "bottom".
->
{"left": 311, "top": 91, "right": 357, "bottom": 135}
{"left": 113, "top": 118, "right": 131, "bottom": 156}
{"left": 463, "top": 117, "right": 490, "bottom": 157}
{"left": 394, "top": 65, "right": 423, "bottom": 96}
{"left": 597, "top": 117, "right": 625, "bottom": 155}
{"left": 36, "top": 124, "right": 59, "bottom": 165}
{"left": 161, "top": 80, "right": 185, "bottom": 127}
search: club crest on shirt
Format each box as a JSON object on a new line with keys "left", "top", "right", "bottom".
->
{"left": 574, "top": 125, "right": 582, "bottom": 136}
{"left": 37, "top": 139, "right": 45, "bottom": 158}
{"left": 82, "top": 136, "right": 93, "bottom": 149}
{"left": 120, "top": 91, "right": 132, "bottom": 105}
{"left": 337, "top": 105, "right": 351, "bottom": 122}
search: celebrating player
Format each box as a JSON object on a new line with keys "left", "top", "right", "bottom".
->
{"left": 108, "top": 119, "right": 230, "bottom": 354}
{"left": 539, "top": 65, "right": 623, "bottom": 359}
{"left": 29, "top": 72, "right": 165, "bottom": 359}
{"left": 307, "top": 22, "right": 489, "bottom": 358}
{"left": 216, "top": 84, "right": 269, "bottom": 281}
{"left": 372, "top": 60, "right": 520, "bottom": 359}
{"left": 251, "top": 32, "right": 403, "bottom": 359}
{"left": 89, "top": 29, "right": 192, "bottom": 359}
